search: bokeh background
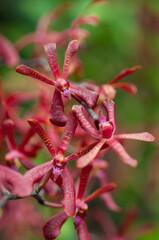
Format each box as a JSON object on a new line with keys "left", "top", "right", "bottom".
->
{"left": 0, "top": 0, "right": 159, "bottom": 239}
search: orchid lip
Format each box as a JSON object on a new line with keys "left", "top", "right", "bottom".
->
{"left": 62, "top": 88, "right": 72, "bottom": 100}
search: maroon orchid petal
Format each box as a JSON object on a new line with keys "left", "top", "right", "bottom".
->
{"left": 0, "top": 165, "right": 31, "bottom": 197}
{"left": 18, "top": 128, "right": 35, "bottom": 152}
{"left": 108, "top": 139, "right": 137, "bottom": 168}
{"left": 72, "top": 105, "right": 101, "bottom": 139}
{"left": 18, "top": 154, "right": 37, "bottom": 170}
{"left": 77, "top": 165, "right": 93, "bottom": 200}
{"left": 98, "top": 171, "right": 121, "bottom": 212}
{"left": 58, "top": 111, "right": 78, "bottom": 154}
{"left": 44, "top": 43, "right": 61, "bottom": 80}
{"left": 103, "top": 99, "right": 116, "bottom": 130}
{"left": 66, "top": 141, "right": 99, "bottom": 162}
{"left": 49, "top": 89, "right": 67, "bottom": 127}
{"left": 76, "top": 139, "right": 106, "bottom": 168}
{"left": 72, "top": 15, "right": 99, "bottom": 28}
{"left": 113, "top": 82, "right": 137, "bottom": 95}
{"left": 0, "top": 34, "right": 19, "bottom": 67}
{"left": 0, "top": 119, "right": 15, "bottom": 145}
{"left": 24, "top": 161, "right": 53, "bottom": 190}
{"left": 70, "top": 83, "right": 99, "bottom": 107}
{"left": 77, "top": 219, "right": 91, "bottom": 240}
{"left": 101, "top": 193, "right": 121, "bottom": 212}
{"left": 43, "top": 210, "right": 68, "bottom": 240}
{"left": 62, "top": 40, "right": 79, "bottom": 79}
{"left": 109, "top": 65, "right": 142, "bottom": 84}
{"left": 114, "top": 132, "right": 155, "bottom": 142}
{"left": 61, "top": 168, "right": 76, "bottom": 217}
{"left": 84, "top": 183, "right": 116, "bottom": 204}
{"left": 16, "top": 65, "right": 55, "bottom": 86}
{"left": 27, "top": 119, "right": 56, "bottom": 157}
{"left": 55, "top": 168, "right": 76, "bottom": 217}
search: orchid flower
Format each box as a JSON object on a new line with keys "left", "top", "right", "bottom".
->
{"left": 84, "top": 65, "right": 141, "bottom": 100}
{"left": 16, "top": 40, "right": 99, "bottom": 126}
{"left": 73, "top": 99, "right": 155, "bottom": 168}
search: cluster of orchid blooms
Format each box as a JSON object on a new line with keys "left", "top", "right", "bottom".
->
{"left": 0, "top": 2, "right": 155, "bottom": 240}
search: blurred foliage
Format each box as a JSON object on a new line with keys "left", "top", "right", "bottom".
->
{"left": 0, "top": 0, "right": 159, "bottom": 239}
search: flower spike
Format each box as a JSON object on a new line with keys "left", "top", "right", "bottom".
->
{"left": 62, "top": 40, "right": 79, "bottom": 79}
{"left": 27, "top": 119, "right": 56, "bottom": 157}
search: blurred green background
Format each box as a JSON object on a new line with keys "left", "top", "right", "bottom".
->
{"left": 0, "top": 0, "right": 159, "bottom": 239}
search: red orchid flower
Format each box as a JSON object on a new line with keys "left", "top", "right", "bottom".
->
{"left": 84, "top": 65, "right": 141, "bottom": 100}
{"left": 72, "top": 99, "right": 155, "bottom": 168}
{"left": 16, "top": 40, "right": 99, "bottom": 126}
{"left": 27, "top": 111, "right": 100, "bottom": 181}
{"left": 43, "top": 163, "right": 116, "bottom": 240}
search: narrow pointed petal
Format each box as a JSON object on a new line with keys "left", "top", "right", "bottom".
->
{"left": 84, "top": 183, "right": 116, "bottom": 203}
{"left": 72, "top": 105, "right": 101, "bottom": 139}
{"left": 77, "top": 164, "right": 93, "bottom": 200}
{"left": 103, "top": 99, "right": 116, "bottom": 130}
{"left": 58, "top": 111, "right": 78, "bottom": 154}
{"left": 113, "top": 82, "right": 137, "bottom": 95}
{"left": 0, "top": 119, "right": 15, "bottom": 145}
{"left": 114, "top": 132, "right": 155, "bottom": 142}
{"left": 99, "top": 171, "right": 121, "bottom": 212}
{"left": 109, "top": 65, "right": 142, "bottom": 84}
{"left": 44, "top": 43, "right": 61, "bottom": 80}
{"left": 60, "top": 168, "right": 76, "bottom": 217}
{"left": 76, "top": 139, "right": 106, "bottom": 168}
{"left": 16, "top": 65, "right": 55, "bottom": 86}
{"left": 101, "top": 193, "right": 121, "bottom": 212}
{"left": 18, "top": 154, "right": 37, "bottom": 170}
{"left": 43, "top": 210, "right": 68, "bottom": 240}
{"left": 72, "top": 15, "right": 99, "bottom": 28}
{"left": 77, "top": 219, "right": 91, "bottom": 240}
{"left": 108, "top": 139, "right": 137, "bottom": 167}
{"left": 0, "top": 34, "right": 19, "bottom": 67}
{"left": 0, "top": 165, "right": 31, "bottom": 197}
{"left": 18, "top": 128, "right": 35, "bottom": 152}
{"left": 24, "top": 161, "right": 53, "bottom": 191}
{"left": 49, "top": 89, "right": 67, "bottom": 127}
{"left": 66, "top": 141, "right": 99, "bottom": 162}
{"left": 27, "top": 119, "right": 56, "bottom": 157}
{"left": 62, "top": 40, "right": 79, "bottom": 79}
{"left": 70, "top": 83, "right": 99, "bottom": 107}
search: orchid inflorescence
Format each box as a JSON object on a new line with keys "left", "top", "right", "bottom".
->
{"left": 0, "top": 2, "right": 155, "bottom": 240}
